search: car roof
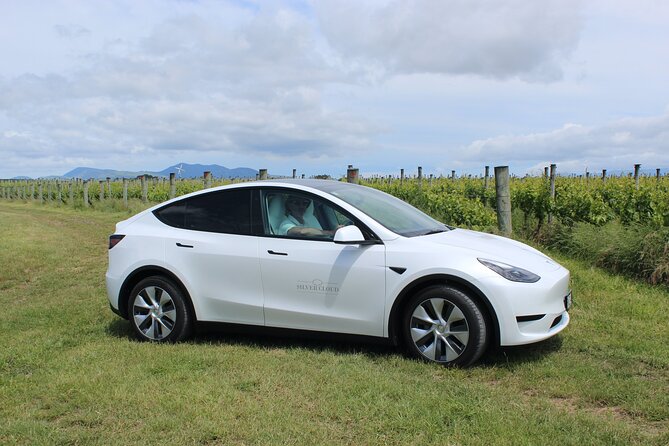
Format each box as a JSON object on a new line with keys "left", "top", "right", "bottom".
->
{"left": 255, "top": 178, "right": 356, "bottom": 191}
{"left": 209, "top": 178, "right": 367, "bottom": 195}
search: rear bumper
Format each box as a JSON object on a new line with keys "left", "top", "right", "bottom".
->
{"left": 109, "top": 302, "right": 123, "bottom": 317}
{"left": 106, "top": 271, "right": 123, "bottom": 316}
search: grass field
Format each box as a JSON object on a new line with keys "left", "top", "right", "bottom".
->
{"left": 1, "top": 201, "right": 668, "bottom": 445}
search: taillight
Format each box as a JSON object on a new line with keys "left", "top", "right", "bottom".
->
{"left": 109, "top": 234, "right": 125, "bottom": 249}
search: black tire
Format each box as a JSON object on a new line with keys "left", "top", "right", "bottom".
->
{"left": 128, "top": 276, "right": 193, "bottom": 342}
{"left": 402, "top": 285, "right": 488, "bottom": 367}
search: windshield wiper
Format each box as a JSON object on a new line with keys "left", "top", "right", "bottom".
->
{"left": 421, "top": 228, "right": 448, "bottom": 236}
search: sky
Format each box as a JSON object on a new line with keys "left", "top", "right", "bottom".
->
{"left": 1, "top": 0, "right": 668, "bottom": 178}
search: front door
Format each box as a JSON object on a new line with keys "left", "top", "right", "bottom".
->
{"left": 259, "top": 189, "right": 386, "bottom": 336}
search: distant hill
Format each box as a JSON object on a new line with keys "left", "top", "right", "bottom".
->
{"left": 157, "top": 163, "right": 257, "bottom": 179}
{"left": 60, "top": 163, "right": 257, "bottom": 180}
{"left": 62, "top": 167, "right": 155, "bottom": 179}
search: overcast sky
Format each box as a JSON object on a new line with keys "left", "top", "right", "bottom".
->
{"left": 1, "top": 0, "right": 668, "bottom": 178}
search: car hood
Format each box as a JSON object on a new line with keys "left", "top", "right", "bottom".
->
{"left": 420, "top": 228, "right": 562, "bottom": 274}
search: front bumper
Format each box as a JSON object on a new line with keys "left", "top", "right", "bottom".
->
{"left": 480, "top": 266, "right": 571, "bottom": 346}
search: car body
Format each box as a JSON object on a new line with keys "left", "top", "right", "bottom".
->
{"left": 106, "top": 179, "right": 571, "bottom": 366}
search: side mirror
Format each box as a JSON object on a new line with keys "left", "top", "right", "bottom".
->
{"left": 333, "top": 225, "right": 379, "bottom": 245}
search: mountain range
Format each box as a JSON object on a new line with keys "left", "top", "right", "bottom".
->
{"left": 56, "top": 163, "right": 258, "bottom": 180}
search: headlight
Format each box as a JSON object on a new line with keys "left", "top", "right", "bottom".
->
{"left": 478, "top": 258, "right": 540, "bottom": 283}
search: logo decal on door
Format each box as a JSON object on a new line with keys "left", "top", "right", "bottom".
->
{"left": 297, "top": 279, "right": 339, "bottom": 294}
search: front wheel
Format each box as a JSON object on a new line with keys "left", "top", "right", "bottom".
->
{"left": 402, "top": 285, "right": 488, "bottom": 367}
{"left": 128, "top": 276, "right": 193, "bottom": 342}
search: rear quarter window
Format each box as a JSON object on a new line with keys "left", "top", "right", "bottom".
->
{"left": 153, "top": 200, "right": 186, "bottom": 228}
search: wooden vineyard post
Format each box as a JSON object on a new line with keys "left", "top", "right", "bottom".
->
{"left": 494, "top": 166, "right": 512, "bottom": 237}
{"left": 657, "top": 168, "right": 661, "bottom": 182}
{"left": 548, "top": 164, "right": 556, "bottom": 224}
{"left": 38, "top": 182, "right": 43, "bottom": 203}
{"left": 204, "top": 171, "right": 212, "bottom": 188}
{"left": 141, "top": 175, "right": 148, "bottom": 203}
{"left": 123, "top": 179, "right": 128, "bottom": 207}
{"left": 346, "top": 167, "right": 359, "bottom": 184}
{"left": 258, "top": 169, "right": 267, "bottom": 181}
{"left": 484, "top": 165, "right": 490, "bottom": 190}
{"left": 417, "top": 166, "right": 423, "bottom": 189}
{"left": 292, "top": 169, "right": 296, "bottom": 179}
{"left": 169, "top": 173, "right": 176, "bottom": 199}
{"left": 634, "top": 164, "right": 641, "bottom": 190}
{"left": 602, "top": 169, "right": 607, "bottom": 181}
{"left": 400, "top": 168, "right": 405, "bottom": 185}
{"left": 83, "top": 180, "right": 89, "bottom": 207}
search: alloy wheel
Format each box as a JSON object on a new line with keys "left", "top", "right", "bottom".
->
{"left": 132, "top": 286, "right": 177, "bottom": 340}
{"left": 410, "top": 298, "right": 470, "bottom": 362}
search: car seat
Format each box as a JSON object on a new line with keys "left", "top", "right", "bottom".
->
{"left": 267, "top": 194, "right": 286, "bottom": 234}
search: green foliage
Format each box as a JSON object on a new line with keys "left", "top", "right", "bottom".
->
{"left": 364, "top": 178, "right": 496, "bottom": 230}
{"left": 536, "top": 220, "right": 669, "bottom": 285}
{"left": 3, "top": 174, "right": 669, "bottom": 230}
{"left": 511, "top": 177, "right": 669, "bottom": 227}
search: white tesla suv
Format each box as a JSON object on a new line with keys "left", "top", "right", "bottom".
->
{"left": 106, "top": 180, "right": 571, "bottom": 366}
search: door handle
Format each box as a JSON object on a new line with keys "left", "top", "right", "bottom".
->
{"left": 176, "top": 242, "right": 194, "bottom": 248}
{"left": 267, "top": 250, "right": 288, "bottom": 256}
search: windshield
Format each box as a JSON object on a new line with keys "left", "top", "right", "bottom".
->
{"left": 320, "top": 183, "right": 449, "bottom": 237}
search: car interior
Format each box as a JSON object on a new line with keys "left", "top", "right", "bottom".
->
{"left": 264, "top": 191, "right": 346, "bottom": 238}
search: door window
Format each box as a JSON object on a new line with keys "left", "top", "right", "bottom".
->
{"left": 263, "top": 190, "right": 356, "bottom": 241}
{"left": 154, "top": 189, "right": 254, "bottom": 235}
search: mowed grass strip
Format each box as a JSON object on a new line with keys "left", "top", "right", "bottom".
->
{"left": 0, "top": 201, "right": 667, "bottom": 445}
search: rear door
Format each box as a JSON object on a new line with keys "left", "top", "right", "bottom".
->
{"left": 157, "top": 188, "right": 265, "bottom": 325}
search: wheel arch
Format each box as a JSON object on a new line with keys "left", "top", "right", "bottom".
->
{"left": 387, "top": 274, "right": 500, "bottom": 348}
{"left": 117, "top": 265, "right": 196, "bottom": 321}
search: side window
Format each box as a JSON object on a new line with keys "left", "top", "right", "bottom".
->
{"left": 333, "top": 208, "right": 353, "bottom": 226}
{"left": 184, "top": 189, "right": 252, "bottom": 235}
{"left": 262, "top": 190, "right": 356, "bottom": 241}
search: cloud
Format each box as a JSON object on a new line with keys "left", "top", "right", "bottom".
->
{"left": 1, "top": 0, "right": 665, "bottom": 179}
{"left": 459, "top": 109, "right": 669, "bottom": 172}
{"left": 315, "top": 0, "right": 583, "bottom": 81}
{"left": 53, "top": 24, "right": 90, "bottom": 39}
{"left": 0, "top": 5, "right": 378, "bottom": 176}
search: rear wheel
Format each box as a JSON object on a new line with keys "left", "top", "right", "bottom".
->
{"left": 128, "top": 276, "right": 192, "bottom": 342}
{"left": 403, "top": 285, "right": 488, "bottom": 367}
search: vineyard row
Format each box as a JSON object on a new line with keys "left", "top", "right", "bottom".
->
{"left": 2, "top": 169, "right": 669, "bottom": 231}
